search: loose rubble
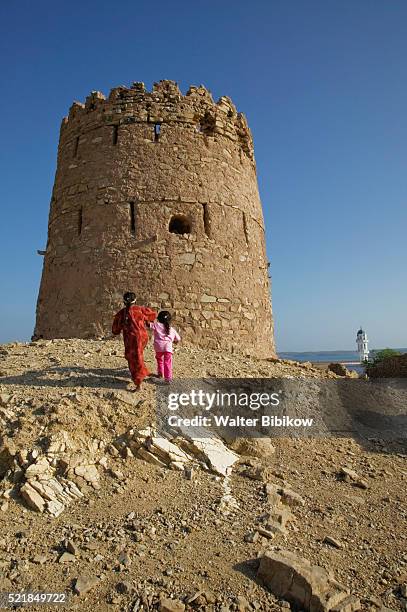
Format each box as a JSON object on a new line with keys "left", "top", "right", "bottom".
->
{"left": 117, "top": 426, "right": 239, "bottom": 477}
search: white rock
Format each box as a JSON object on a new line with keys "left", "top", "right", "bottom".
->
{"left": 74, "top": 464, "right": 99, "bottom": 484}
{"left": 20, "top": 483, "right": 46, "bottom": 513}
{"left": 146, "top": 436, "right": 192, "bottom": 465}
{"left": 25, "top": 457, "right": 53, "bottom": 480}
{"left": 136, "top": 447, "right": 167, "bottom": 467}
{"left": 176, "top": 427, "right": 239, "bottom": 476}
{"left": 47, "top": 499, "right": 65, "bottom": 517}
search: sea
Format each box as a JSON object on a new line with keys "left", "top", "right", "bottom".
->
{"left": 278, "top": 349, "right": 407, "bottom": 374}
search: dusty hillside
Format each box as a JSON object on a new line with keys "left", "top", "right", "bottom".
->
{"left": 0, "top": 339, "right": 406, "bottom": 612}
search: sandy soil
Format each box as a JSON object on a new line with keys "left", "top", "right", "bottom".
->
{"left": 0, "top": 338, "right": 406, "bottom": 611}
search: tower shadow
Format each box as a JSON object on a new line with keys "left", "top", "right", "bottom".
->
{"left": 0, "top": 366, "right": 132, "bottom": 390}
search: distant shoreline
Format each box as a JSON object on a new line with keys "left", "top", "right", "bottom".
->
{"left": 310, "top": 360, "right": 362, "bottom": 370}
{"left": 278, "top": 348, "right": 407, "bottom": 364}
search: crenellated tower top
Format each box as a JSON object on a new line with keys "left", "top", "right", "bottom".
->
{"left": 62, "top": 80, "right": 254, "bottom": 160}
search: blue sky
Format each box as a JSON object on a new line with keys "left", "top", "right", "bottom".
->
{"left": 0, "top": 0, "right": 406, "bottom": 351}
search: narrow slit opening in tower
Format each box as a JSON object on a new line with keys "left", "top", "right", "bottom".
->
{"left": 154, "top": 123, "right": 161, "bottom": 142}
{"left": 242, "top": 211, "right": 249, "bottom": 245}
{"left": 169, "top": 214, "right": 191, "bottom": 235}
{"left": 203, "top": 203, "right": 211, "bottom": 237}
{"left": 78, "top": 207, "right": 83, "bottom": 235}
{"left": 112, "top": 125, "right": 119, "bottom": 145}
{"left": 73, "top": 136, "right": 79, "bottom": 158}
{"left": 129, "top": 202, "right": 136, "bottom": 235}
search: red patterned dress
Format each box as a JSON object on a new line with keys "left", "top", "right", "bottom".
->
{"left": 112, "top": 305, "right": 157, "bottom": 387}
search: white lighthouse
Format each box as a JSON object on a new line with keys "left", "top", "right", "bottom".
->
{"left": 356, "top": 328, "right": 369, "bottom": 362}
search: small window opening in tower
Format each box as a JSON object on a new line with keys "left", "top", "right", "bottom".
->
{"left": 112, "top": 125, "right": 119, "bottom": 145}
{"left": 129, "top": 202, "right": 136, "bottom": 235}
{"left": 73, "top": 136, "right": 79, "bottom": 158}
{"left": 242, "top": 211, "right": 249, "bottom": 245}
{"left": 203, "top": 203, "right": 210, "bottom": 237}
{"left": 169, "top": 214, "right": 191, "bottom": 235}
{"left": 154, "top": 123, "right": 161, "bottom": 142}
{"left": 78, "top": 207, "right": 83, "bottom": 236}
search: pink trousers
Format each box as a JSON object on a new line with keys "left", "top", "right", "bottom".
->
{"left": 155, "top": 351, "right": 173, "bottom": 381}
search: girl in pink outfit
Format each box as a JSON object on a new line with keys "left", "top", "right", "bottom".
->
{"left": 150, "top": 311, "right": 181, "bottom": 382}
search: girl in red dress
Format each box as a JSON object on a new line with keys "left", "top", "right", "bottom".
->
{"left": 112, "top": 292, "right": 157, "bottom": 390}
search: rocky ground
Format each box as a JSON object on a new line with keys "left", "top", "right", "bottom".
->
{"left": 0, "top": 338, "right": 406, "bottom": 612}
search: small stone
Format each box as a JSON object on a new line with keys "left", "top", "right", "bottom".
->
{"left": 184, "top": 467, "right": 193, "bottom": 480}
{"left": 118, "top": 550, "right": 131, "bottom": 566}
{"left": 236, "top": 596, "right": 250, "bottom": 611}
{"left": 59, "top": 552, "right": 76, "bottom": 563}
{"left": 365, "top": 597, "right": 382, "bottom": 607}
{"left": 74, "top": 464, "right": 99, "bottom": 484}
{"left": 324, "top": 535, "right": 344, "bottom": 549}
{"left": 74, "top": 574, "right": 99, "bottom": 595}
{"left": 66, "top": 540, "right": 79, "bottom": 556}
{"left": 202, "top": 591, "right": 216, "bottom": 605}
{"left": 159, "top": 596, "right": 185, "bottom": 612}
{"left": 200, "top": 294, "right": 217, "bottom": 303}
{"left": 257, "top": 527, "right": 276, "bottom": 540}
{"left": 116, "top": 580, "right": 133, "bottom": 594}
{"left": 231, "top": 437, "right": 275, "bottom": 458}
{"left": 47, "top": 499, "right": 65, "bottom": 517}
{"left": 258, "top": 549, "right": 360, "bottom": 612}
{"left": 354, "top": 479, "right": 369, "bottom": 490}
{"left": 123, "top": 447, "right": 134, "bottom": 459}
{"left": 110, "top": 469, "right": 124, "bottom": 480}
{"left": 32, "top": 554, "right": 48, "bottom": 565}
{"left": 244, "top": 531, "right": 259, "bottom": 543}
{"left": 20, "top": 482, "right": 46, "bottom": 513}
{"left": 327, "top": 363, "right": 353, "bottom": 377}
{"left": 339, "top": 467, "right": 369, "bottom": 489}
{"left": 187, "top": 591, "right": 206, "bottom": 606}
{"left": 98, "top": 456, "right": 108, "bottom": 469}
{"left": 278, "top": 486, "right": 305, "bottom": 507}
{"left": 0, "top": 393, "right": 11, "bottom": 406}
{"left": 24, "top": 457, "right": 53, "bottom": 479}
{"left": 339, "top": 467, "right": 360, "bottom": 481}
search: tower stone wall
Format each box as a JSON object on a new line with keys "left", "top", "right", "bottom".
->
{"left": 34, "top": 80, "right": 275, "bottom": 357}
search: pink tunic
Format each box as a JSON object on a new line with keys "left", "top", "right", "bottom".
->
{"left": 150, "top": 322, "right": 181, "bottom": 354}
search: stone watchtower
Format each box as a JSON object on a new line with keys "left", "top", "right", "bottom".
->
{"left": 34, "top": 80, "right": 275, "bottom": 357}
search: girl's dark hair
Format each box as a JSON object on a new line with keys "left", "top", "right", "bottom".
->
{"left": 123, "top": 292, "right": 136, "bottom": 326}
{"left": 157, "top": 310, "right": 172, "bottom": 335}
{"left": 123, "top": 291, "right": 136, "bottom": 305}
